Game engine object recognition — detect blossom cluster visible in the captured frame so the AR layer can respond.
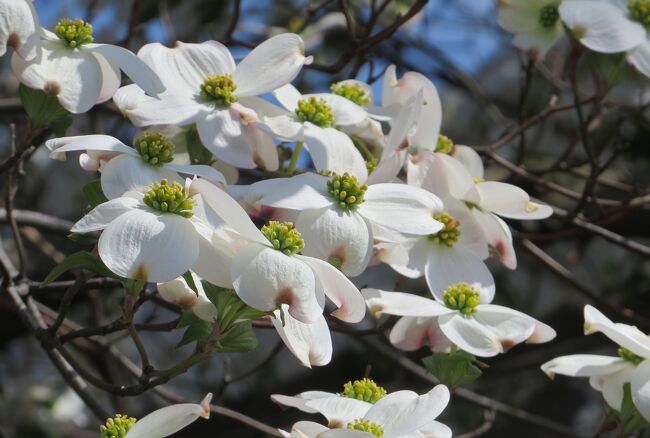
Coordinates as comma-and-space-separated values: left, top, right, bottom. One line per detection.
2, 0, 649, 436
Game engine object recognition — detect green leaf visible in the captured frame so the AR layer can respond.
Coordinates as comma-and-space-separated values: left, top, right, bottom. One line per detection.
82, 180, 108, 208
186, 127, 213, 164
67, 232, 99, 245
19, 84, 72, 136
182, 271, 199, 295
422, 350, 482, 388
202, 281, 268, 330
177, 310, 200, 328
215, 322, 258, 353
177, 317, 213, 348
122, 279, 145, 296
43, 251, 118, 285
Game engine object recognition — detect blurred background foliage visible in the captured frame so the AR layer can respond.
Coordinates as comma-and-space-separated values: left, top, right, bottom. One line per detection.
1, 0, 650, 437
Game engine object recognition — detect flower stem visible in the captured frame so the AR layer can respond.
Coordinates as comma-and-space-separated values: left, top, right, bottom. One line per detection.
351, 135, 375, 161
287, 141, 303, 175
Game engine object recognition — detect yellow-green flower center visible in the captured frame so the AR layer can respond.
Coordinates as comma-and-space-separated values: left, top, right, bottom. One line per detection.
435, 135, 454, 154
327, 173, 367, 211
295, 97, 335, 128
200, 74, 238, 107
134, 132, 175, 166
55, 18, 94, 48
429, 213, 460, 247
143, 179, 195, 218
538, 4, 559, 28
331, 82, 371, 106
443, 282, 481, 315
99, 414, 136, 438
340, 378, 387, 403
261, 221, 305, 255
347, 419, 384, 437
618, 347, 645, 365
629, 0, 650, 25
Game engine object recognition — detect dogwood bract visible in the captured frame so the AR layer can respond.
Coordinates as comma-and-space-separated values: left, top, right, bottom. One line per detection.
12, 20, 164, 113
46, 133, 226, 199
541, 305, 650, 420
363, 284, 556, 357
0, 0, 40, 60
114, 34, 310, 170
497, 0, 564, 58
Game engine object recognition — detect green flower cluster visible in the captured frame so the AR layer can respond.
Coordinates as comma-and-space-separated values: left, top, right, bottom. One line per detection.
200, 74, 238, 107
134, 132, 175, 166
143, 179, 195, 218
261, 221, 305, 255
347, 419, 384, 437
55, 18, 94, 48
327, 173, 368, 211
99, 414, 136, 438
429, 213, 461, 247
443, 282, 481, 315
295, 97, 335, 128
340, 378, 387, 404
331, 82, 371, 106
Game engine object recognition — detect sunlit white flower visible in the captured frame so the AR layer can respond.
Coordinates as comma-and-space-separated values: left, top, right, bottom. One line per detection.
99, 393, 211, 438
283, 385, 451, 438
190, 178, 366, 324
0, 0, 40, 60
12, 19, 164, 113
114, 34, 310, 170
363, 284, 556, 357
542, 305, 650, 421
329, 79, 386, 146
560, 0, 650, 79
272, 304, 332, 367
46, 133, 225, 199
242, 172, 443, 276
257, 83, 368, 178
498, 0, 564, 58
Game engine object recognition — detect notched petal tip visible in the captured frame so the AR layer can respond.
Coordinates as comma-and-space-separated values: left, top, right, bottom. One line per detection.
199, 393, 213, 419
44, 80, 61, 96
131, 264, 149, 282
304, 55, 314, 65
7, 33, 21, 50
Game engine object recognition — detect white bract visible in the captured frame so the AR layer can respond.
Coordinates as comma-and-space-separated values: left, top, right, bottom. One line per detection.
114, 34, 310, 170
541, 305, 650, 420
46, 133, 225, 199
284, 385, 451, 438
12, 20, 164, 113
498, 0, 564, 58
257, 83, 368, 178
157, 272, 219, 322
363, 285, 556, 357
329, 79, 386, 147
559, 0, 650, 79
190, 178, 366, 324
0, 0, 40, 60
272, 304, 332, 367
100, 393, 211, 438
242, 172, 443, 277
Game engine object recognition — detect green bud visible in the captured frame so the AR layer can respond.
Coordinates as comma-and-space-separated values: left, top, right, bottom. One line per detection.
347, 419, 384, 437
618, 347, 645, 365
629, 0, 650, 25
330, 82, 371, 106
261, 221, 305, 255
428, 213, 460, 247
134, 132, 176, 167
200, 74, 238, 107
435, 135, 454, 154
143, 179, 195, 218
443, 282, 481, 315
327, 173, 367, 211
99, 414, 136, 438
54, 18, 94, 48
340, 378, 387, 404
295, 97, 335, 128
366, 157, 379, 174
538, 4, 560, 28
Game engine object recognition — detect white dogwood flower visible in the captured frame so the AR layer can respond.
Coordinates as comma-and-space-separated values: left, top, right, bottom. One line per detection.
498, 0, 564, 58
114, 34, 310, 170
157, 272, 219, 322
559, 0, 650, 78
541, 305, 650, 420
0, 0, 40, 60
190, 178, 366, 324
99, 393, 211, 438
241, 172, 443, 276
363, 285, 556, 357
12, 19, 164, 113
272, 304, 332, 367
46, 133, 225, 199
257, 83, 368, 178
284, 385, 451, 438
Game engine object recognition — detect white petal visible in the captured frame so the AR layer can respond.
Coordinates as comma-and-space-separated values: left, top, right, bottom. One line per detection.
254, 173, 332, 211
272, 307, 332, 367
138, 40, 235, 94
125, 394, 211, 438
87, 43, 165, 96
71, 196, 139, 233
497, 1, 542, 33
46, 134, 135, 161
364, 386, 450, 436
0, 0, 40, 60
120, 91, 210, 127
384, 91, 422, 153
389, 316, 450, 352
273, 83, 303, 112
452, 145, 484, 179
234, 33, 308, 97
93, 51, 122, 103
583, 305, 650, 359
438, 313, 503, 357
388, 237, 429, 279
165, 163, 226, 186
471, 209, 517, 270
365, 150, 407, 185
101, 154, 183, 200
413, 420, 453, 438
512, 27, 563, 58
631, 360, 650, 422
231, 244, 322, 323
628, 38, 650, 79
296, 208, 372, 277
474, 304, 556, 350
271, 391, 337, 414
290, 421, 330, 438
113, 83, 148, 116
303, 125, 368, 180
599, 366, 636, 411
12, 40, 102, 113
476, 181, 552, 220
425, 247, 495, 302
361, 289, 451, 318
258, 114, 305, 141
541, 354, 629, 378
305, 93, 367, 126
361, 184, 443, 235
190, 225, 235, 289
559, 1, 645, 53
304, 396, 373, 427
297, 255, 366, 323
98, 209, 199, 282
317, 430, 372, 438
